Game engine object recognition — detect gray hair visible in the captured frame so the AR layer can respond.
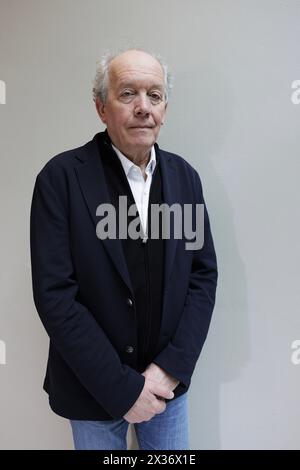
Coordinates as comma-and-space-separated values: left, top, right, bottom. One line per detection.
92, 48, 173, 104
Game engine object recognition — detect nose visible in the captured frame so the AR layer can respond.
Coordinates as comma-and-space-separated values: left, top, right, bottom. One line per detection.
134, 93, 151, 117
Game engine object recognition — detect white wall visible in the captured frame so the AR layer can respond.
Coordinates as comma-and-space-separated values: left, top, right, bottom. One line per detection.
0, 0, 299, 449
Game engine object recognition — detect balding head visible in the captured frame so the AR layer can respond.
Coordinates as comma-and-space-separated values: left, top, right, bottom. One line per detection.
93, 48, 172, 104
109, 50, 164, 90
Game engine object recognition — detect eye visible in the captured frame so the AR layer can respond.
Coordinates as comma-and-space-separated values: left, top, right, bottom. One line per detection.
120, 90, 135, 102
149, 92, 163, 103
122, 91, 133, 96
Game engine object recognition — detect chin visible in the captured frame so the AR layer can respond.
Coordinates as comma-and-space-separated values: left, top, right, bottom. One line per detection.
133, 133, 155, 144
134, 139, 154, 150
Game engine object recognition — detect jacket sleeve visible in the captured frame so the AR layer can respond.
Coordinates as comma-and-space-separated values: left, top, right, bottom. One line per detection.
153, 170, 218, 389
30, 166, 145, 419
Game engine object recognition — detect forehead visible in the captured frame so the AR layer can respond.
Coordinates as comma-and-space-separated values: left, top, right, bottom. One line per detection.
109, 51, 165, 89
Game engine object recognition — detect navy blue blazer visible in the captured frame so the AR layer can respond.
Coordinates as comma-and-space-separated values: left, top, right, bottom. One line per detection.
30, 131, 218, 420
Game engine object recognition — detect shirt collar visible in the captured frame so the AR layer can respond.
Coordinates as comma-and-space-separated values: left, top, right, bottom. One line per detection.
111, 143, 156, 178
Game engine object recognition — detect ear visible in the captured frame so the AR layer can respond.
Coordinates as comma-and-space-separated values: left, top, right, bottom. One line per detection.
95, 97, 107, 124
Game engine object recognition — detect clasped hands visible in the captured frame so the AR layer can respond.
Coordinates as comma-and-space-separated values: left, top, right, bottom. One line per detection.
124, 362, 180, 424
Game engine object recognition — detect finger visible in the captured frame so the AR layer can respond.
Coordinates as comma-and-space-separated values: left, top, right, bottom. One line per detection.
151, 384, 174, 400
155, 400, 167, 414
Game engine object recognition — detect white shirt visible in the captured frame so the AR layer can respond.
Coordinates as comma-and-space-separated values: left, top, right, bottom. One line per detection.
111, 143, 156, 240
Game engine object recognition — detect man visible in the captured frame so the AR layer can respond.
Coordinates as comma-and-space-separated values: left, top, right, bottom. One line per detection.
30, 49, 218, 450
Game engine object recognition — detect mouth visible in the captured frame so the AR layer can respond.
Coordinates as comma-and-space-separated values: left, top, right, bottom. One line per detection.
129, 126, 154, 129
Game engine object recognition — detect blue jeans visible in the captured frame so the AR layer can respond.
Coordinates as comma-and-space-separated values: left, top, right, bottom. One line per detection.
70, 393, 189, 450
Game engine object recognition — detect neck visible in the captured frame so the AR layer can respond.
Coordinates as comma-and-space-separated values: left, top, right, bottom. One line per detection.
106, 130, 153, 168
124, 150, 151, 169
113, 143, 151, 168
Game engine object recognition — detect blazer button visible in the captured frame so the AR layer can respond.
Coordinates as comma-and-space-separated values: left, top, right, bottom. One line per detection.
126, 298, 133, 307
125, 345, 134, 354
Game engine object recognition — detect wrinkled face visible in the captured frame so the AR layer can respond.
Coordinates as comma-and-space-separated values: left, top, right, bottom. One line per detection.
96, 50, 167, 158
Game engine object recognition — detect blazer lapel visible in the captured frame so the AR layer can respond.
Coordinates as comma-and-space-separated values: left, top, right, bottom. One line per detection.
155, 144, 179, 290
75, 133, 134, 296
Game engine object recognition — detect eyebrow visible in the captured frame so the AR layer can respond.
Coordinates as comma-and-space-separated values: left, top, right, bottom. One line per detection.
117, 82, 164, 91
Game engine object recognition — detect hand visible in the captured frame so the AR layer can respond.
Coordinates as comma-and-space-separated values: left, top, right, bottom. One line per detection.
142, 362, 180, 395
123, 376, 174, 424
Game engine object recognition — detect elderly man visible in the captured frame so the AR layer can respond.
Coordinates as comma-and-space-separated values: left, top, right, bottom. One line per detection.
30, 49, 218, 450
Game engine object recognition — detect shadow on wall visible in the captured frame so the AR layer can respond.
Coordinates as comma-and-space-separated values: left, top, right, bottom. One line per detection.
161, 63, 250, 450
